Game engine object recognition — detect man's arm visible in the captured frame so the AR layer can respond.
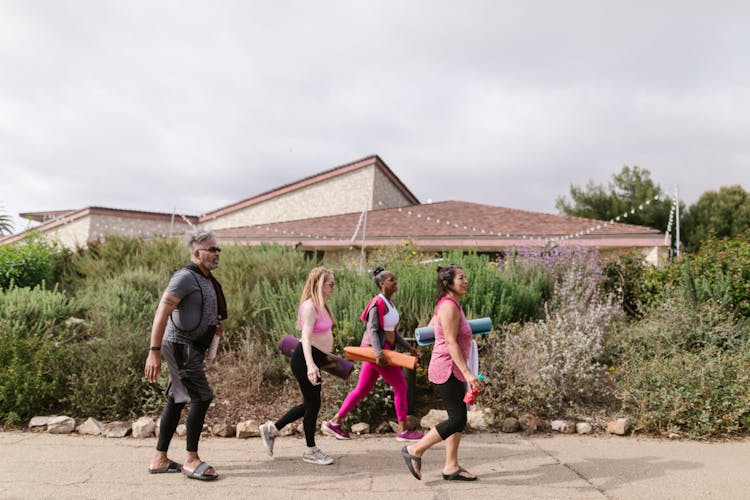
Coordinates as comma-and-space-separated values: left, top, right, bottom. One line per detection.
144, 291, 181, 383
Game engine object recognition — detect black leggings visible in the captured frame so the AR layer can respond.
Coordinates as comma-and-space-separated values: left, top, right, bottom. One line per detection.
275, 343, 330, 448
434, 374, 468, 440
156, 397, 212, 452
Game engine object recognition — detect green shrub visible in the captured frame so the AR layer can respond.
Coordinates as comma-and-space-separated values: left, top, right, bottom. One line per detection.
0, 238, 571, 423
0, 286, 81, 422
642, 235, 750, 318
62, 236, 185, 289
610, 293, 750, 438
64, 267, 164, 418
602, 251, 647, 318
0, 234, 61, 289
76, 266, 163, 329
213, 243, 313, 347
224, 326, 289, 389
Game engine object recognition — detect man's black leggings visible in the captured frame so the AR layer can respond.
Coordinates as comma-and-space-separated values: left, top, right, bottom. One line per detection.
434, 374, 468, 440
275, 343, 330, 447
156, 397, 212, 452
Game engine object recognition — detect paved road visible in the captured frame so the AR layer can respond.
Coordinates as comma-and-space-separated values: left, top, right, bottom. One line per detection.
2, 431, 749, 499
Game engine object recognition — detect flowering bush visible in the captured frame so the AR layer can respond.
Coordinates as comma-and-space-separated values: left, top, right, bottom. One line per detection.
484, 247, 621, 416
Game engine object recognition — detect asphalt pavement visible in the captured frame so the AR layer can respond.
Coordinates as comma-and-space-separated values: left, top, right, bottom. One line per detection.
2, 430, 750, 499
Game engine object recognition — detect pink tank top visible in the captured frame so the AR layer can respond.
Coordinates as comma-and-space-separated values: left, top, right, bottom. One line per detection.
428, 296, 472, 384
298, 301, 333, 334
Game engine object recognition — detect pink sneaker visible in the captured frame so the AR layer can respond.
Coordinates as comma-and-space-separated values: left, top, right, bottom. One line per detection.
396, 430, 424, 442
321, 420, 350, 440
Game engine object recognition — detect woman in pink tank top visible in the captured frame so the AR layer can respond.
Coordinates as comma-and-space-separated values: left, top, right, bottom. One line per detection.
400, 264, 483, 482
259, 266, 337, 466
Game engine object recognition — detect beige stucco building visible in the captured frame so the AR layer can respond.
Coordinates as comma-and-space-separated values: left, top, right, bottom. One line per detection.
1, 154, 669, 265
0, 207, 196, 249
200, 156, 418, 230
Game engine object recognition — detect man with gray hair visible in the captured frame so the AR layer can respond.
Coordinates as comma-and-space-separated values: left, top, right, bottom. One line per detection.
144, 228, 227, 481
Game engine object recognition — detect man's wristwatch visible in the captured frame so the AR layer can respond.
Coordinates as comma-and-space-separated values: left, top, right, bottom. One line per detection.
149, 346, 161, 351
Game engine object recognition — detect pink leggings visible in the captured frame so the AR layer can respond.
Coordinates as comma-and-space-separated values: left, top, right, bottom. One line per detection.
337, 350, 409, 422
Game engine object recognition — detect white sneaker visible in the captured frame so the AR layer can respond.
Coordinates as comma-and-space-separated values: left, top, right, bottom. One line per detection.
260, 421, 276, 457
302, 447, 334, 465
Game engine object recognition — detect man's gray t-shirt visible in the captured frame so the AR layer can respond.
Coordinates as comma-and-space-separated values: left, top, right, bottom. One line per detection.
163, 268, 218, 345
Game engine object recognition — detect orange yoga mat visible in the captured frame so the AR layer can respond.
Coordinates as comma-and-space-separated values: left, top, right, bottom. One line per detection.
343, 346, 418, 370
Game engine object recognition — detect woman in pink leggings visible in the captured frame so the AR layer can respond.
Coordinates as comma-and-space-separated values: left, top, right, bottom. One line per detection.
321, 266, 423, 442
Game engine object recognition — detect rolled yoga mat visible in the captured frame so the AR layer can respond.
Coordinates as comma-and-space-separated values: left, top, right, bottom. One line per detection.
414, 317, 493, 346
278, 334, 354, 379
343, 346, 418, 370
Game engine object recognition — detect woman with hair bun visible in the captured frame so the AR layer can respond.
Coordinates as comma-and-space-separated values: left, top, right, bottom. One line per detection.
321, 266, 423, 442
400, 264, 483, 481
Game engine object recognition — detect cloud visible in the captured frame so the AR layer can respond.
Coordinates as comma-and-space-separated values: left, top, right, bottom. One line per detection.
1, 1, 749, 232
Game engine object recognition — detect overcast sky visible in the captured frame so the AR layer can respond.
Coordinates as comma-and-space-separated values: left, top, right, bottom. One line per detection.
1, 1, 748, 234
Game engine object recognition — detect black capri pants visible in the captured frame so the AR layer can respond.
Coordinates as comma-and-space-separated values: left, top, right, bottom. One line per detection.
434, 373, 468, 440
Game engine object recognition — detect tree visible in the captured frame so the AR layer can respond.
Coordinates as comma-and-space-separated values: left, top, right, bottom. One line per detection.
0, 205, 14, 236
556, 166, 679, 232
682, 185, 750, 252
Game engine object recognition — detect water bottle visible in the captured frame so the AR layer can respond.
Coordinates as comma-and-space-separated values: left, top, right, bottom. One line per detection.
206, 335, 220, 361
463, 373, 486, 404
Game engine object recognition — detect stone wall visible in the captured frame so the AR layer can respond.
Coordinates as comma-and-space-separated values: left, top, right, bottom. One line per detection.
42, 217, 91, 249
88, 214, 191, 242
371, 166, 414, 210
599, 245, 669, 266
203, 165, 413, 231
41, 214, 192, 249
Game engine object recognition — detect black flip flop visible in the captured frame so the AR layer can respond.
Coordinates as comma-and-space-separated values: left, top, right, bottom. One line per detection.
148, 459, 182, 474
401, 446, 422, 480
442, 466, 477, 481
183, 461, 218, 481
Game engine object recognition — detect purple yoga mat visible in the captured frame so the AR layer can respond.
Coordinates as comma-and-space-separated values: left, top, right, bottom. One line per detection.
278, 334, 354, 379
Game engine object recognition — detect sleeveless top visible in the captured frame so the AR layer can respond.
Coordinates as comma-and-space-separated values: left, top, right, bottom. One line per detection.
379, 294, 399, 330
428, 296, 472, 384
164, 267, 218, 345
359, 294, 410, 355
297, 300, 333, 334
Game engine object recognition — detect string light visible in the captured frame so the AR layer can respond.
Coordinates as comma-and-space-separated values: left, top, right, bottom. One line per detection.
664, 187, 679, 245
166, 191, 674, 250
349, 206, 367, 242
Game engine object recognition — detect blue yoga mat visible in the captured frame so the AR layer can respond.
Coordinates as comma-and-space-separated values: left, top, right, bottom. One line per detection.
414, 317, 493, 346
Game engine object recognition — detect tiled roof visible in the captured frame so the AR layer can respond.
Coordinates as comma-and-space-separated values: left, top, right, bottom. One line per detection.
215, 200, 666, 250
199, 154, 419, 221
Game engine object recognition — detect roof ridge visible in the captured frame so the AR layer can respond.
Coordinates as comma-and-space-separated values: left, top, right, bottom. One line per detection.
200, 154, 417, 221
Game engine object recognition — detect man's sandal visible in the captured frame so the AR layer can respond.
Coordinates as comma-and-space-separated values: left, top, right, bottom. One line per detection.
183, 461, 218, 481
148, 459, 182, 474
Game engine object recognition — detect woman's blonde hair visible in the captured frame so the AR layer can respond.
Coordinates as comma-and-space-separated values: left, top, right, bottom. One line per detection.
299, 266, 335, 323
